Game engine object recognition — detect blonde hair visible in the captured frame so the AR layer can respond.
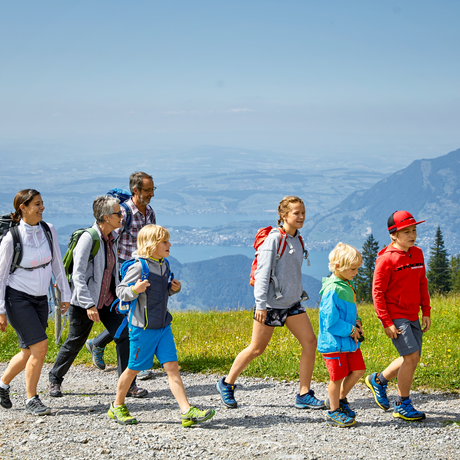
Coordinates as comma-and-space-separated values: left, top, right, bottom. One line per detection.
328, 243, 362, 272
137, 224, 170, 258
277, 196, 305, 228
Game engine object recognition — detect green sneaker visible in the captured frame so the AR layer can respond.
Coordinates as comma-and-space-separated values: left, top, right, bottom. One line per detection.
181, 406, 215, 428
108, 402, 137, 425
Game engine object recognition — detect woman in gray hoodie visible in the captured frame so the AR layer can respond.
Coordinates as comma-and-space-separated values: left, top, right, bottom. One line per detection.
217, 196, 325, 410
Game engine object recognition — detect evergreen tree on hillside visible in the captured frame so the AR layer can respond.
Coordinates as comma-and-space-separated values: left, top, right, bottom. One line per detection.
450, 254, 460, 292
427, 226, 451, 294
354, 234, 380, 302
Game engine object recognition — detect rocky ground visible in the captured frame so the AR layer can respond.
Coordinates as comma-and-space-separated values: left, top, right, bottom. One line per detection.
0, 363, 459, 460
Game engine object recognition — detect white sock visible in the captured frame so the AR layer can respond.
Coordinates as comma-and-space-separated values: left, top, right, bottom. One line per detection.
0, 379, 9, 389
26, 396, 37, 404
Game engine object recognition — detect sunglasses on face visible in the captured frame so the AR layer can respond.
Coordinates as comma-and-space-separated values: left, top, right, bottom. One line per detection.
112, 211, 123, 218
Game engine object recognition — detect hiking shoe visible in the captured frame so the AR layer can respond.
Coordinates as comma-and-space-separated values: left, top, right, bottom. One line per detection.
108, 402, 137, 425
181, 406, 215, 427
85, 339, 106, 370
216, 377, 237, 408
393, 399, 426, 421
325, 397, 356, 418
48, 382, 63, 398
0, 385, 12, 409
25, 396, 51, 416
127, 383, 148, 398
326, 409, 356, 427
295, 389, 326, 409
137, 370, 154, 381
365, 373, 389, 411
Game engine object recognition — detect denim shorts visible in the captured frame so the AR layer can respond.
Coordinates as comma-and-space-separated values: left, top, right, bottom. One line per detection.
5, 286, 49, 348
254, 302, 306, 327
391, 318, 423, 357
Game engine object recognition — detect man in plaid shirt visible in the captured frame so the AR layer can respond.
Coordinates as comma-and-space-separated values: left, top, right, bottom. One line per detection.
118, 172, 157, 262
86, 172, 157, 391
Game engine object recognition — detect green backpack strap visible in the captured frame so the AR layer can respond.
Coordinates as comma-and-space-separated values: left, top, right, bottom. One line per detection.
63, 227, 101, 283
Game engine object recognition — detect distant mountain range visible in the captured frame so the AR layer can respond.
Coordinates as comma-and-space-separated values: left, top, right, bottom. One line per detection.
304, 148, 460, 254
166, 255, 322, 311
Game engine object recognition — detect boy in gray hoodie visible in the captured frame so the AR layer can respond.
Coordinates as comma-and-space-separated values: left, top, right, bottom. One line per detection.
108, 224, 215, 427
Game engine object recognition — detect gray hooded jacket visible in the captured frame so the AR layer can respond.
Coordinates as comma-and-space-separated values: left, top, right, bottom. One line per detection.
254, 228, 304, 311
116, 257, 180, 330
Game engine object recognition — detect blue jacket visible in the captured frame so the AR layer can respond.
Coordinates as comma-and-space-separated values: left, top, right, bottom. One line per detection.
318, 275, 360, 354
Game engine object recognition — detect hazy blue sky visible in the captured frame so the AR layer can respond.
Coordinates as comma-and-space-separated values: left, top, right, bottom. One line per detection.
1, 0, 459, 158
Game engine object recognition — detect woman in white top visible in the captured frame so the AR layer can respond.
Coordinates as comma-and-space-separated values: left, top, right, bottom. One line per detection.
0, 189, 70, 416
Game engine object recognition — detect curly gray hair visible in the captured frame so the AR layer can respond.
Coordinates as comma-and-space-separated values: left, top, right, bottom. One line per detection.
93, 196, 120, 223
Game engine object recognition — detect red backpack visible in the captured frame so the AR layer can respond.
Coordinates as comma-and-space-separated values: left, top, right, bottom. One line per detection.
249, 227, 306, 295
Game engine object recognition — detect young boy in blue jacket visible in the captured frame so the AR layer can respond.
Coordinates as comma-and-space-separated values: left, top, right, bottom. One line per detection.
108, 224, 215, 427
318, 243, 366, 427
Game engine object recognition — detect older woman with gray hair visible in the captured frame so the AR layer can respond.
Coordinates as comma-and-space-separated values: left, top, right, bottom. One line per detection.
48, 196, 147, 398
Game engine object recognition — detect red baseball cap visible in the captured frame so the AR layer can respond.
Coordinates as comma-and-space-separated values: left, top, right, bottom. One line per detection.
387, 211, 425, 234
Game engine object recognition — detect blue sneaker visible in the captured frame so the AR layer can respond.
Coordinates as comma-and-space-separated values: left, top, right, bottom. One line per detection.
85, 339, 106, 371
393, 399, 426, 421
326, 409, 356, 427
325, 397, 356, 418
295, 390, 326, 409
216, 377, 237, 408
137, 370, 154, 381
365, 373, 389, 411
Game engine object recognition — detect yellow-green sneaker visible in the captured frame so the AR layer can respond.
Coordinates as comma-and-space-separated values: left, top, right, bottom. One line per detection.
108, 402, 137, 425
181, 406, 215, 427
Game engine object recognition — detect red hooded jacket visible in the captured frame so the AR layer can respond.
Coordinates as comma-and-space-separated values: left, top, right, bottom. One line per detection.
372, 244, 430, 328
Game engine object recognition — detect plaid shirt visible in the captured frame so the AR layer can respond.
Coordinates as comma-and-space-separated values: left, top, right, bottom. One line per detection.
97, 232, 116, 309
117, 198, 156, 262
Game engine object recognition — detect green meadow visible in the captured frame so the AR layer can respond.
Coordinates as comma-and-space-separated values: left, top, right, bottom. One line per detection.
1, 294, 459, 391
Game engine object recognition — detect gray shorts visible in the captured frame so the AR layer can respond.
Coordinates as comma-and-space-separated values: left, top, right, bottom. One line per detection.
391, 318, 423, 357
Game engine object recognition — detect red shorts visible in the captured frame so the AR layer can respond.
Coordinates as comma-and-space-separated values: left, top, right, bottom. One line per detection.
323, 349, 366, 381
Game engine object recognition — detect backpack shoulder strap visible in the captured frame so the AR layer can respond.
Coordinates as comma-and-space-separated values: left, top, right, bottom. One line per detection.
39, 221, 54, 260
139, 258, 150, 280
276, 228, 288, 258
85, 228, 100, 261
120, 202, 132, 233
9, 225, 22, 274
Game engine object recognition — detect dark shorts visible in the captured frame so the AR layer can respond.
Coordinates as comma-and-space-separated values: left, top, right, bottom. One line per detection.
391, 318, 423, 357
5, 286, 49, 348
254, 302, 305, 327
323, 349, 366, 381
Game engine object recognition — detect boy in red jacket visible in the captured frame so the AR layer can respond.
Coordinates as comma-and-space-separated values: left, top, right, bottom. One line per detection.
365, 211, 431, 421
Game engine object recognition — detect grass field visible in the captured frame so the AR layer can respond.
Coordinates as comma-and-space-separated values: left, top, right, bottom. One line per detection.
1, 294, 459, 391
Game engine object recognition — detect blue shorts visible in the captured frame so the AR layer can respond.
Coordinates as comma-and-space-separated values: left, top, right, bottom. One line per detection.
128, 323, 178, 371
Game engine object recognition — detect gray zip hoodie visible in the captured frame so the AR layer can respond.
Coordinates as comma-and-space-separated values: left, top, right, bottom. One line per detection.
254, 228, 304, 311
116, 257, 180, 330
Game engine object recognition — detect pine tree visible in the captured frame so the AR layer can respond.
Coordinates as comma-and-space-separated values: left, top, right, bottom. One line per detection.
450, 254, 460, 292
355, 234, 380, 302
427, 226, 451, 294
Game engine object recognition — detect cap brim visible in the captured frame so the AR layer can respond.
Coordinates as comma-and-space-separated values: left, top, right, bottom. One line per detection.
398, 220, 425, 231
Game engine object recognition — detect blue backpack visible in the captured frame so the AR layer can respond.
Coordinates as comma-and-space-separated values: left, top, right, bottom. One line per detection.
107, 188, 135, 235
111, 257, 173, 338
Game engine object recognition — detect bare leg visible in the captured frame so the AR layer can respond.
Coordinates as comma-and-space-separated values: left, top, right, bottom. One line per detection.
24, 339, 48, 399
163, 361, 190, 413
396, 351, 420, 396
285, 313, 317, 395
114, 368, 139, 406
340, 369, 366, 400
1, 348, 31, 385
380, 356, 403, 381
328, 378, 343, 411
225, 321, 274, 385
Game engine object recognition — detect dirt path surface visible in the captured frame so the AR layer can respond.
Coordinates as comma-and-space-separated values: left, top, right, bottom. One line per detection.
0, 363, 459, 460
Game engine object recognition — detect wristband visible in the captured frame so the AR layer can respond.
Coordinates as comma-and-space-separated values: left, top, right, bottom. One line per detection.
350, 325, 355, 336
